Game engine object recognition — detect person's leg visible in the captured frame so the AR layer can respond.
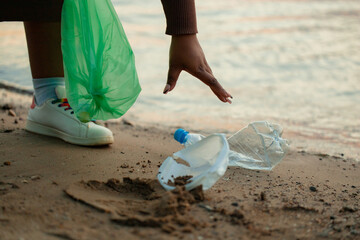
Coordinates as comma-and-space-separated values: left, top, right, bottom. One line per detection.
24, 22, 65, 105
24, 21, 64, 78
24, 21, 114, 146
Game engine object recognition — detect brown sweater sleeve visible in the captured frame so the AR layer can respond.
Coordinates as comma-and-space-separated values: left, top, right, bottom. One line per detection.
161, 0, 198, 35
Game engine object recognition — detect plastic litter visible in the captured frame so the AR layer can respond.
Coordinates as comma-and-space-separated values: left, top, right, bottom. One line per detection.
61, 0, 141, 122
157, 134, 229, 191
174, 121, 289, 171
173, 128, 205, 147
158, 121, 289, 191
227, 121, 289, 170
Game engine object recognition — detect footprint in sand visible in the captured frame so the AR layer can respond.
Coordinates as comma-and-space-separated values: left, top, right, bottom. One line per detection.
65, 177, 205, 233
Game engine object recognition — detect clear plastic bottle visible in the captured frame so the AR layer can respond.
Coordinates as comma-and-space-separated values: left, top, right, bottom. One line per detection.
173, 121, 289, 171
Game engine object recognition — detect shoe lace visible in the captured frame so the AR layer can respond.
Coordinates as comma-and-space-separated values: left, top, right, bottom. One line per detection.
51, 98, 74, 114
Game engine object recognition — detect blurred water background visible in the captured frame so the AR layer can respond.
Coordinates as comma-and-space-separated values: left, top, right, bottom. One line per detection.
0, 0, 359, 159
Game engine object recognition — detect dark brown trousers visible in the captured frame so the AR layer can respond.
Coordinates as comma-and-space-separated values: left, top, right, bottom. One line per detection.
0, 0, 64, 22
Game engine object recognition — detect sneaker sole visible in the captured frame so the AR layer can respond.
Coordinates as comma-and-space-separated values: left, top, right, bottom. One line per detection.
25, 119, 114, 146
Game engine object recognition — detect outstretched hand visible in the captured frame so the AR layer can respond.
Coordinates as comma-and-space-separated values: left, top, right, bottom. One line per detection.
163, 34, 232, 103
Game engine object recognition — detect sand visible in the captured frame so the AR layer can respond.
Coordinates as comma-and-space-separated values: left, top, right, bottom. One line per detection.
0, 89, 359, 240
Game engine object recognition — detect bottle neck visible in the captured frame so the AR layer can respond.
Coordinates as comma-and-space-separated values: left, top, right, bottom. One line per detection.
174, 128, 189, 144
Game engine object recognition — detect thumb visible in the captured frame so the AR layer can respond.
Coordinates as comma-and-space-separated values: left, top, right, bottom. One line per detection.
163, 66, 181, 94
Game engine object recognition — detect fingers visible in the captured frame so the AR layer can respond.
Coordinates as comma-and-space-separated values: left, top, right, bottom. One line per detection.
164, 66, 181, 94
191, 66, 233, 103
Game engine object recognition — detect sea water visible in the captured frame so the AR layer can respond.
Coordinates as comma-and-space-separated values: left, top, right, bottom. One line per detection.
0, 0, 359, 159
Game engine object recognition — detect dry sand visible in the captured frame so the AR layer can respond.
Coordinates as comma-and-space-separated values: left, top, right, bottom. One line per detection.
0, 89, 359, 240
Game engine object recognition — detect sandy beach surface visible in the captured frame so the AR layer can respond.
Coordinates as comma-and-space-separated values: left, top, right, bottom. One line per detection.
0, 89, 359, 240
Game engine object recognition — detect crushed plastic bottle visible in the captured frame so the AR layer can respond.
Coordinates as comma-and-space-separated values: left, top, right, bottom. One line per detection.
174, 121, 289, 171
157, 121, 289, 191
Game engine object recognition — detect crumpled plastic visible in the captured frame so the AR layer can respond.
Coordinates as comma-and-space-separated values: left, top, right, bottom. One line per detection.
61, 0, 141, 121
227, 121, 289, 170
158, 121, 290, 191
157, 134, 229, 191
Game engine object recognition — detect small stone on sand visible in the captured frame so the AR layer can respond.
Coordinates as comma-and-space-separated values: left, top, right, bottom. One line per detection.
8, 109, 16, 117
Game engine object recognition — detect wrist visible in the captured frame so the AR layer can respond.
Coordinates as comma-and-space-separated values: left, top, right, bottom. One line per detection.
172, 34, 196, 39
171, 34, 198, 45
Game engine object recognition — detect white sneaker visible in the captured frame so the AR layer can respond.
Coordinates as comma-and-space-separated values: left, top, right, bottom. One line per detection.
26, 86, 114, 146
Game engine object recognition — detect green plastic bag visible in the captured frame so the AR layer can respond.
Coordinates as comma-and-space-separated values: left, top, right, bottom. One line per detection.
61, 0, 141, 121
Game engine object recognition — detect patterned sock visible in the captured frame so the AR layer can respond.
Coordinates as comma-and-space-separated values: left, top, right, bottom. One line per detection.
33, 77, 65, 105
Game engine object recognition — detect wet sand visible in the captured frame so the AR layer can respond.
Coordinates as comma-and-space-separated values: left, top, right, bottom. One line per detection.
0, 89, 359, 240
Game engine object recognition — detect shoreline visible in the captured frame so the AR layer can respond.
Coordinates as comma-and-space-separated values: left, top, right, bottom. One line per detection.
1, 82, 359, 162
0, 80, 33, 96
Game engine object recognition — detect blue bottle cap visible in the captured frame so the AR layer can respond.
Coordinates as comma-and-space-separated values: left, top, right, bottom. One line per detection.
174, 128, 189, 144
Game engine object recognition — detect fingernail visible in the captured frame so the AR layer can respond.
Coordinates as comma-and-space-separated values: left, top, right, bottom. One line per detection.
163, 84, 170, 94
224, 97, 232, 104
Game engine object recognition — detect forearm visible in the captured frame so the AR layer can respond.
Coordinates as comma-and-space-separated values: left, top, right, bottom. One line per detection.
160, 0, 198, 35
